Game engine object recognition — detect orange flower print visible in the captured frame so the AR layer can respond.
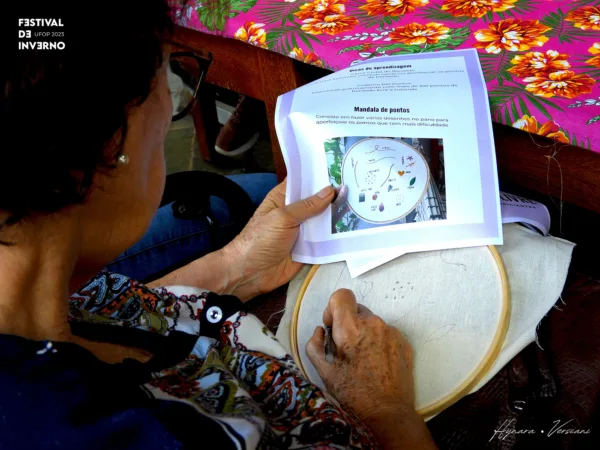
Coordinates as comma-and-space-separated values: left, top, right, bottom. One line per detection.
565, 6, 600, 30
513, 115, 568, 144
289, 47, 324, 67
586, 42, 600, 67
441, 0, 517, 19
512, 115, 537, 133
508, 50, 570, 77
295, 0, 358, 35
524, 70, 596, 99
360, 0, 429, 17
300, 14, 359, 35
587, 56, 600, 67
389, 22, 451, 45
473, 19, 551, 54
234, 22, 267, 48
295, 0, 346, 21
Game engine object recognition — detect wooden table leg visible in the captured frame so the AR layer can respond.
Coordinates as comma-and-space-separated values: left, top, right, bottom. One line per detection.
257, 51, 305, 181
190, 83, 219, 162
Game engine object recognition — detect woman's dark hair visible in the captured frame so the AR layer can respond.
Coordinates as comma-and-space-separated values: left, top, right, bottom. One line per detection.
0, 0, 176, 224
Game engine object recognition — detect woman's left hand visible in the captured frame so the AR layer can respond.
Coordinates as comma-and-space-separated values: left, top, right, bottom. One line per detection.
223, 180, 334, 301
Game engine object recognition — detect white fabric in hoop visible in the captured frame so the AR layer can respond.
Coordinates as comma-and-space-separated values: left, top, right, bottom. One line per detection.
277, 224, 574, 417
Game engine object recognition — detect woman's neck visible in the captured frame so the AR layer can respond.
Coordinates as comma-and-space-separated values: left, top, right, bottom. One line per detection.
0, 213, 94, 342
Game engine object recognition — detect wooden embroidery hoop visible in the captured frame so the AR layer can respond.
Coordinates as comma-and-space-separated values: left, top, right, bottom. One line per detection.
290, 245, 511, 419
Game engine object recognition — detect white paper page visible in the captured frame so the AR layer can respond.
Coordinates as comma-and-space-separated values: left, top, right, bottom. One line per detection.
276, 49, 502, 264
346, 191, 551, 277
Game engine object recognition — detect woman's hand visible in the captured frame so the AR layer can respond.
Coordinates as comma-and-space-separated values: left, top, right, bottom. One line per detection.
306, 289, 437, 450
306, 288, 415, 419
147, 181, 334, 300
222, 180, 335, 301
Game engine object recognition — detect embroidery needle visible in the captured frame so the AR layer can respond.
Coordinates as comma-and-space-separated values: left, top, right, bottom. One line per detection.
324, 326, 336, 363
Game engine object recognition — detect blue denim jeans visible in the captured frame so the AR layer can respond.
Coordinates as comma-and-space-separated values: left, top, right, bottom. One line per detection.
106, 173, 278, 281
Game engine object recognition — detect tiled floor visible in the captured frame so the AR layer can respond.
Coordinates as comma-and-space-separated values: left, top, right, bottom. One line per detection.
164, 114, 276, 176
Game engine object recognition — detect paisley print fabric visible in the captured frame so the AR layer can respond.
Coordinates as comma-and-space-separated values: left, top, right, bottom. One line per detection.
69, 272, 377, 449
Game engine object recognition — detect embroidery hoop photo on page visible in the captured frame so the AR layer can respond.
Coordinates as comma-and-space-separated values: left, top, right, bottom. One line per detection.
290, 245, 510, 420
341, 138, 430, 224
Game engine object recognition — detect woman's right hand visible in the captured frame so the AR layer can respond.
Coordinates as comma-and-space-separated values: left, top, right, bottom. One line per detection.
306, 289, 437, 450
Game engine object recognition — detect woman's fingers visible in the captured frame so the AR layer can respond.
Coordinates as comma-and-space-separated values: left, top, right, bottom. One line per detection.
253, 180, 287, 217
305, 285, 422, 434
285, 186, 335, 224
332, 184, 348, 206
331, 185, 350, 224
357, 303, 373, 317
306, 326, 330, 373
258, 182, 334, 221
322, 288, 358, 328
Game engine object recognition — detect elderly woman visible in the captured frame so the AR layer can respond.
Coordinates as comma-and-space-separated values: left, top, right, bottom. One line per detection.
0, 1, 436, 449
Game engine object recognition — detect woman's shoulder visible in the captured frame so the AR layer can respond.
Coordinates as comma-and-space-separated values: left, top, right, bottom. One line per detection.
70, 271, 211, 337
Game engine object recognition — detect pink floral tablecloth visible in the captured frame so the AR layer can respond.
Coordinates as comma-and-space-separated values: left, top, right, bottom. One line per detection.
173, 0, 600, 152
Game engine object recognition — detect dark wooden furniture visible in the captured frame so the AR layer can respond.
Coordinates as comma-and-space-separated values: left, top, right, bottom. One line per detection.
169, 25, 305, 179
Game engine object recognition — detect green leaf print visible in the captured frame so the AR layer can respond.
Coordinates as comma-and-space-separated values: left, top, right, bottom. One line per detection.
362, 27, 470, 57
478, 52, 515, 84
230, 0, 257, 14
374, 43, 422, 54
338, 44, 372, 55
541, 9, 590, 44
587, 115, 600, 125
255, 0, 300, 25
266, 25, 320, 53
352, 10, 403, 30
488, 84, 564, 124
419, 0, 535, 24
410, 177, 416, 186
572, 55, 600, 82
196, 0, 257, 31
215, 11, 226, 30
571, 0, 600, 9
417, 6, 478, 25
489, 0, 536, 21
518, 97, 531, 117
